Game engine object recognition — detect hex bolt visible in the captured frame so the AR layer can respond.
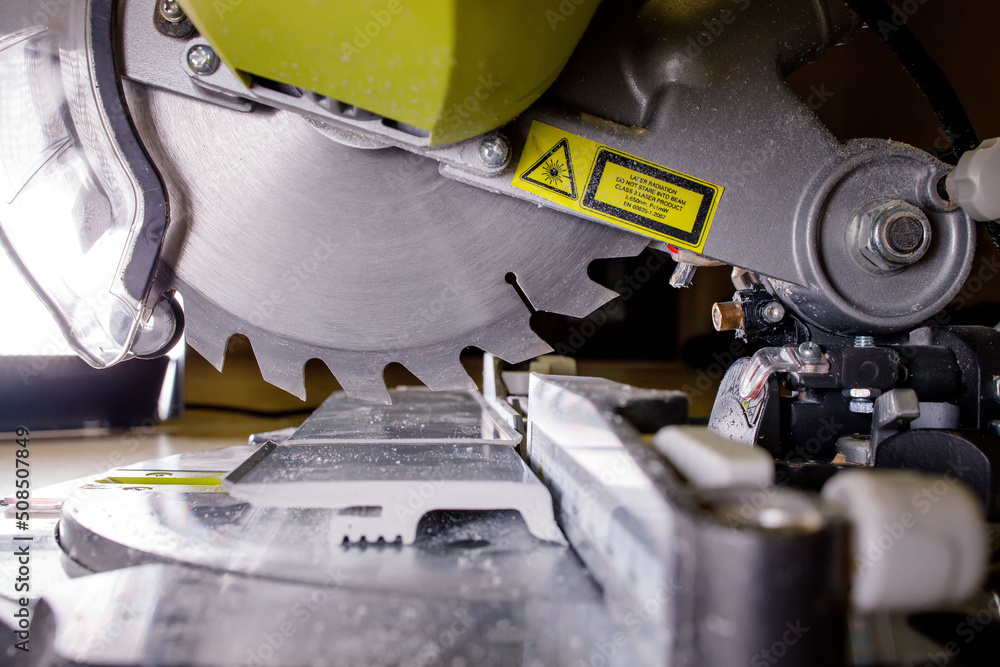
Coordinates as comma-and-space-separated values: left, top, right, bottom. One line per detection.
762, 301, 785, 324
798, 341, 822, 362
478, 135, 510, 169
187, 44, 220, 76
849, 200, 932, 274
994, 375, 1000, 400
159, 0, 186, 22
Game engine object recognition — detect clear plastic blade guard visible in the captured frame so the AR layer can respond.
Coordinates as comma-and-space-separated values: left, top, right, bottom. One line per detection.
0, 0, 167, 367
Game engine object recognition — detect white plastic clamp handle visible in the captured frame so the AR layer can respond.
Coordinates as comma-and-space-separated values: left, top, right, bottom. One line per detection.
948, 137, 1000, 222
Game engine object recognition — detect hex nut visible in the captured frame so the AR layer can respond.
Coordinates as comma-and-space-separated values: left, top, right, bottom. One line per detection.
849, 200, 932, 274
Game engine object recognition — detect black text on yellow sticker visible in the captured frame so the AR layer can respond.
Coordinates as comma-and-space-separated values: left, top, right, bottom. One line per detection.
513, 122, 723, 252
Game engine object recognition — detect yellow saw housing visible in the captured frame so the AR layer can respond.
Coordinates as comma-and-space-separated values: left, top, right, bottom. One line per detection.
180, 0, 600, 145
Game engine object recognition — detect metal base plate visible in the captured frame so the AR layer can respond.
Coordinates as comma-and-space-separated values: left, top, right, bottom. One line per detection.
33, 390, 641, 664
47, 440, 637, 665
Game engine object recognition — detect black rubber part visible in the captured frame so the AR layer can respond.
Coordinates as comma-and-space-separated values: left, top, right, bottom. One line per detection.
843, 0, 979, 158
986, 221, 1000, 252
90, 0, 169, 302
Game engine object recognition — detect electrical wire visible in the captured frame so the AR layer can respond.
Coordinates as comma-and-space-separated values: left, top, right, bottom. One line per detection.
842, 0, 1000, 250
843, 0, 979, 159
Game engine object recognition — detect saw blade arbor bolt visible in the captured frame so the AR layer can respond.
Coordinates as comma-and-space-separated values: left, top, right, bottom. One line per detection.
850, 200, 932, 274
159, 0, 186, 22
478, 135, 511, 169
187, 45, 220, 76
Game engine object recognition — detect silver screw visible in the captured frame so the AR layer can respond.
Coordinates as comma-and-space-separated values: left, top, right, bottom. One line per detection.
478, 135, 510, 169
854, 335, 874, 348
993, 376, 1000, 400
187, 44, 219, 76
798, 341, 822, 361
159, 0, 186, 23
762, 301, 785, 323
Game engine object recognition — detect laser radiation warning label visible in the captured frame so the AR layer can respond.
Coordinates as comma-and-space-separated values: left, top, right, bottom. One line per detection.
513, 121, 724, 252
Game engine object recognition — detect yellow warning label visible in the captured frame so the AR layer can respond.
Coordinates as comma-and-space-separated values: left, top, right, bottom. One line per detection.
513, 121, 723, 252
520, 138, 578, 199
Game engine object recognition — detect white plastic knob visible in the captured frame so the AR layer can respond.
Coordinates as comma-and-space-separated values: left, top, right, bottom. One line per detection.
948, 137, 1000, 221
654, 426, 774, 490
822, 470, 987, 612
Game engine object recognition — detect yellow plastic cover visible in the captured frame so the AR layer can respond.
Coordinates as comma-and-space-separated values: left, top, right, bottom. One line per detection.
181, 0, 599, 145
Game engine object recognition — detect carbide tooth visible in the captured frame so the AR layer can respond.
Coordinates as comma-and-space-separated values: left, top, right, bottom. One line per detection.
184, 323, 229, 371
323, 359, 392, 405
474, 320, 553, 365
401, 348, 478, 392
520, 276, 621, 319
260, 366, 307, 401
486, 335, 554, 365
248, 338, 308, 400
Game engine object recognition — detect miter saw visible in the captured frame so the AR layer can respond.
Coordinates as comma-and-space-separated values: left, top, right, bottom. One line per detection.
3, 0, 1000, 665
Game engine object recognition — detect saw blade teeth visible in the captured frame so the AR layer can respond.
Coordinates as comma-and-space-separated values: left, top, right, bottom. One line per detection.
322, 358, 392, 405
140, 86, 660, 402
400, 349, 478, 392
184, 324, 229, 372
247, 339, 309, 401
259, 368, 308, 401
522, 275, 621, 319
474, 321, 554, 366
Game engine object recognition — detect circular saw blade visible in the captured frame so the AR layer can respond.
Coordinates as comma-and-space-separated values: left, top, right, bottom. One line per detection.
125, 83, 648, 402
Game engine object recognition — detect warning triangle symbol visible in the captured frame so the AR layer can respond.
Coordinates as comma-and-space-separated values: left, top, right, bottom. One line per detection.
520, 138, 578, 200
